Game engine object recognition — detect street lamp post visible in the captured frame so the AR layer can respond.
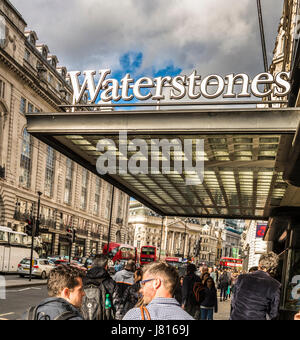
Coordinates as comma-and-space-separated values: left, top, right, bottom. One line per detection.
158, 216, 165, 261
107, 185, 115, 254
29, 191, 42, 282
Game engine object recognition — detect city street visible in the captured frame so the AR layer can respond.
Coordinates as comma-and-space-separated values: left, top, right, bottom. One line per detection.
0, 283, 231, 320
0, 286, 48, 320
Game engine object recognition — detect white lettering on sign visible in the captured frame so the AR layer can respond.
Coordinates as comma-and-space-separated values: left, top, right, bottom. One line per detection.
291, 275, 300, 300
68, 69, 291, 105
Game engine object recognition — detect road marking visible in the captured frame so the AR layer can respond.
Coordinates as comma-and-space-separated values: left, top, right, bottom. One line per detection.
17, 288, 31, 292
0, 312, 15, 317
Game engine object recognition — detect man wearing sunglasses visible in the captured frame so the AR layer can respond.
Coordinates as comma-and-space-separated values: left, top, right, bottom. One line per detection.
123, 262, 194, 320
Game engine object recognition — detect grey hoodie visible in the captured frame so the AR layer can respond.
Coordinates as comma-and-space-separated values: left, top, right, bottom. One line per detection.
25, 297, 83, 320
113, 269, 134, 285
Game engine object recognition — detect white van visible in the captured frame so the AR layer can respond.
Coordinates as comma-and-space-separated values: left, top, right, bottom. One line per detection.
0, 226, 39, 273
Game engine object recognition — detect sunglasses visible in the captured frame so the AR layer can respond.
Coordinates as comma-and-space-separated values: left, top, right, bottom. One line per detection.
140, 278, 155, 287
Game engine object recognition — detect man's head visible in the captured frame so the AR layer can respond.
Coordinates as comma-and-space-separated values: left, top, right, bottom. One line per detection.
92, 254, 109, 270
258, 252, 279, 275
201, 266, 209, 274
187, 263, 197, 275
140, 262, 179, 305
47, 265, 85, 308
124, 259, 136, 272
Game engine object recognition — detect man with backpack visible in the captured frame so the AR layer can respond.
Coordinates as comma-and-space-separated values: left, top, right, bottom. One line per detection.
81, 254, 119, 320
24, 265, 85, 320
182, 263, 204, 319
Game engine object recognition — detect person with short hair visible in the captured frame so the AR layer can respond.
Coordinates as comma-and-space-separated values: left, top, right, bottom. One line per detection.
123, 262, 194, 320
24, 265, 85, 320
182, 263, 203, 319
81, 254, 119, 319
230, 252, 281, 320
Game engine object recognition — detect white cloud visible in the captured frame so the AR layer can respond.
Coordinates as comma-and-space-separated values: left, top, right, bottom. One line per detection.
10, 0, 284, 76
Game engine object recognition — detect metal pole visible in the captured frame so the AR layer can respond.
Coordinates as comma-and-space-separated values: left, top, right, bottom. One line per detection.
159, 216, 165, 261
29, 191, 42, 282
107, 186, 115, 253
256, 0, 268, 72
256, 0, 272, 107
183, 222, 187, 259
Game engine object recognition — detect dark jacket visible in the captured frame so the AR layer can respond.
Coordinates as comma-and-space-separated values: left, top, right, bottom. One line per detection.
201, 287, 218, 313
218, 272, 230, 288
115, 281, 141, 320
26, 297, 83, 320
230, 270, 281, 320
83, 266, 119, 315
182, 273, 203, 307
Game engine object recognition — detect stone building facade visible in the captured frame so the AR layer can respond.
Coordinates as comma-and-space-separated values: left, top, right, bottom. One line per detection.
129, 201, 220, 266
0, 0, 130, 258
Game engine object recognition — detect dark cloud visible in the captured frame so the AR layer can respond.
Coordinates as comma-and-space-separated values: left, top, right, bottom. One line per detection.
10, 0, 284, 77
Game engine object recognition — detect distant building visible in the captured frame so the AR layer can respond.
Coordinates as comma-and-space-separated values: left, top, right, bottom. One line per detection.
241, 220, 269, 271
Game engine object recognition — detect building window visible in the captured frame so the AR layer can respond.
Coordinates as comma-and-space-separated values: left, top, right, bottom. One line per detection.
24, 49, 30, 62
44, 146, 55, 197
105, 185, 112, 219
19, 128, 32, 188
20, 97, 26, 114
118, 192, 123, 219
80, 168, 88, 210
94, 177, 101, 215
48, 73, 53, 84
28, 102, 34, 113
0, 79, 5, 99
64, 158, 73, 204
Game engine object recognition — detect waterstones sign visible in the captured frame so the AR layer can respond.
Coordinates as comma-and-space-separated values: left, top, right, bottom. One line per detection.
68, 69, 291, 105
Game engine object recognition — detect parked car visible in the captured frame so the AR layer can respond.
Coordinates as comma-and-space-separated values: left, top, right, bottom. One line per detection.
17, 258, 54, 279
53, 259, 69, 266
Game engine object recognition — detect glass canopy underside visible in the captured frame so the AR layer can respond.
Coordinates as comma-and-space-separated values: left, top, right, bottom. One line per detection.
53, 133, 291, 219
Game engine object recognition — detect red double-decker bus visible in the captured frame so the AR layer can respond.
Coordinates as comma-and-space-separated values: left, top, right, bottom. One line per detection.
103, 243, 137, 264
140, 246, 157, 266
220, 257, 243, 269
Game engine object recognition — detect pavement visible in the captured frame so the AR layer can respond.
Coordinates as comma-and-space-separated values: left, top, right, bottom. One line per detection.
214, 297, 231, 320
1, 274, 47, 289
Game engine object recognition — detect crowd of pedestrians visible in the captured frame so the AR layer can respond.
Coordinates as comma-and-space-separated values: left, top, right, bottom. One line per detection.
23, 251, 300, 320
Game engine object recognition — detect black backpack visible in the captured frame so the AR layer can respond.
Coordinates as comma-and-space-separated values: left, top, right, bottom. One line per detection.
187, 276, 205, 306
80, 281, 115, 320
26, 306, 78, 320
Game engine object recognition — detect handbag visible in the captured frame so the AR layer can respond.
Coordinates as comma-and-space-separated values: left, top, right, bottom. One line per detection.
140, 306, 151, 320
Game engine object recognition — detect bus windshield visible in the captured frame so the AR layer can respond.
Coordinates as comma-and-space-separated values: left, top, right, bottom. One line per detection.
141, 247, 155, 255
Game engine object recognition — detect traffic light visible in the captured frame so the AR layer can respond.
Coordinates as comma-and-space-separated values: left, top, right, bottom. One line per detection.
66, 227, 73, 242
25, 218, 34, 236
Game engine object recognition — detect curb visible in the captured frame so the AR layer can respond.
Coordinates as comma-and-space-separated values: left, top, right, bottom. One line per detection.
5, 282, 47, 289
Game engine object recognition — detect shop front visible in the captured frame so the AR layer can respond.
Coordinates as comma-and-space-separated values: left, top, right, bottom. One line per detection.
75, 237, 86, 257
58, 235, 71, 257
90, 240, 99, 255
40, 232, 54, 258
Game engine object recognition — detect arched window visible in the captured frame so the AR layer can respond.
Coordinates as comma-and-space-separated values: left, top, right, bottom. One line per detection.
19, 128, 32, 188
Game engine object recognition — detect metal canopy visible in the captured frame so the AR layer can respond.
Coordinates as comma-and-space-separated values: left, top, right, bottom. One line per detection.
25, 107, 300, 220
